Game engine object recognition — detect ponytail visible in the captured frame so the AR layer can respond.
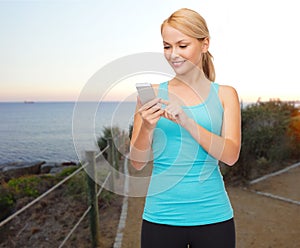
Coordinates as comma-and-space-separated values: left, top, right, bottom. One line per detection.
202, 51, 215, 82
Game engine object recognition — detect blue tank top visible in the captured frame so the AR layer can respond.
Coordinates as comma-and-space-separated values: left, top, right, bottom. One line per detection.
142, 81, 233, 226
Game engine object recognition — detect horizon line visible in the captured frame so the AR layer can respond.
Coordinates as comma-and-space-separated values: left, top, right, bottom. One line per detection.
0, 100, 137, 103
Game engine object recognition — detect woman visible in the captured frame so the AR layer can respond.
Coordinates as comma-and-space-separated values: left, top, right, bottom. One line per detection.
130, 8, 241, 248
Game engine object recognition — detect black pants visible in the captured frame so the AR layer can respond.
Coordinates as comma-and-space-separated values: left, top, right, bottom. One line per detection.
141, 218, 235, 248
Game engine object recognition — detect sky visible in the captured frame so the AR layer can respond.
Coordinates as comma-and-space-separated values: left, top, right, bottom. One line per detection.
0, 0, 299, 102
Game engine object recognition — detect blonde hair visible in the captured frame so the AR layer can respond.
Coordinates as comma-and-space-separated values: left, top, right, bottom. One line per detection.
161, 8, 215, 82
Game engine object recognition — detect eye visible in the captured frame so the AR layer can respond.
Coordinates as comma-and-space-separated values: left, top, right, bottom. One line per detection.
179, 45, 188, 49
164, 46, 171, 50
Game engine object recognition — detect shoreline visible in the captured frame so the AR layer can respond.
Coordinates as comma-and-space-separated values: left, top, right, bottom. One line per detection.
0, 160, 80, 182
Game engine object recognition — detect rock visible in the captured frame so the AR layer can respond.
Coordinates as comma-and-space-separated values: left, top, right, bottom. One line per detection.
1, 161, 45, 181
43, 161, 78, 174
61, 161, 77, 166
40, 162, 59, 174
49, 165, 78, 175
0, 161, 79, 180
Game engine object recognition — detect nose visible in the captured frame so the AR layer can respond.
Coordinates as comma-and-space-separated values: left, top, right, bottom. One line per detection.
170, 47, 179, 59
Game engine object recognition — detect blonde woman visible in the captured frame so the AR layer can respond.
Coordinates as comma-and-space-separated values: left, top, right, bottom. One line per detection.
130, 8, 241, 248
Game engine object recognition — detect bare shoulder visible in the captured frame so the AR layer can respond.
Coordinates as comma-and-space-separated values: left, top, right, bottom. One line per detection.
219, 85, 238, 97
218, 85, 240, 107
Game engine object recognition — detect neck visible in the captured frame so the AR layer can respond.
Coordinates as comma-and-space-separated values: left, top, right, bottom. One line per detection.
174, 68, 210, 87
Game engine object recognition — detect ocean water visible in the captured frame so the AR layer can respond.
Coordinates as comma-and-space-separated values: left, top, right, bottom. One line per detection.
0, 102, 136, 164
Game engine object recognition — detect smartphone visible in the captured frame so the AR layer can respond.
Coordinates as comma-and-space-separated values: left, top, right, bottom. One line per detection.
136, 82, 156, 105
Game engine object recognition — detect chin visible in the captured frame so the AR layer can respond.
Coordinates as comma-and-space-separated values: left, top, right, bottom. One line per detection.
170, 64, 186, 74
172, 66, 191, 76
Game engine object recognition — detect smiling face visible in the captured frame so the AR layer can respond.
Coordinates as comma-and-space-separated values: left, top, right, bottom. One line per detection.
162, 24, 209, 76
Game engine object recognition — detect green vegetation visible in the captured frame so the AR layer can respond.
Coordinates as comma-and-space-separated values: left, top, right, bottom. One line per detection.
57, 165, 80, 178
63, 170, 88, 202
7, 176, 42, 198
0, 186, 15, 221
0, 175, 42, 221
223, 99, 300, 183
0, 165, 115, 222
97, 125, 130, 173
97, 125, 129, 202
98, 126, 122, 159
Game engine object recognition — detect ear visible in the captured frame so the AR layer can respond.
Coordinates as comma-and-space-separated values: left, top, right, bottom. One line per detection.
201, 37, 210, 53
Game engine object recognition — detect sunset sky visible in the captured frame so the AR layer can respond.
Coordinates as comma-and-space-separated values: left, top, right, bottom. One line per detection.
0, 0, 299, 102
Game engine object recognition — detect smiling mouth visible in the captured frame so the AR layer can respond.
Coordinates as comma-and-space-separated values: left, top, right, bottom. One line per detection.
171, 60, 186, 67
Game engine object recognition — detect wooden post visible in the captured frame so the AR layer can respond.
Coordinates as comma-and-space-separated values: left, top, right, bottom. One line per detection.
114, 137, 119, 178
107, 138, 115, 192
85, 151, 100, 248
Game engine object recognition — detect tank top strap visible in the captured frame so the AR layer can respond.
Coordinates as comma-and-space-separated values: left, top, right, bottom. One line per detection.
157, 81, 169, 100
210, 82, 224, 112
211, 82, 219, 93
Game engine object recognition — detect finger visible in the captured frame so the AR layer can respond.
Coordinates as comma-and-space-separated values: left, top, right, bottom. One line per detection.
139, 98, 161, 111
165, 106, 177, 117
142, 103, 162, 117
159, 99, 169, 105
140, 107, 164, 121
165, 109, 179, 120
142, 109, 164, 126
164, 111, 175, 120
150, 109, 165, 120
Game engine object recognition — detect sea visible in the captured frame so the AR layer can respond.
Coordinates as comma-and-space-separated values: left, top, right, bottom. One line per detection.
0, 102, 136, 164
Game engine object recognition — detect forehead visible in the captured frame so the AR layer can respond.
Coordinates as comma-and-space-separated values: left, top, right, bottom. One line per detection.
162, 24, 192, 43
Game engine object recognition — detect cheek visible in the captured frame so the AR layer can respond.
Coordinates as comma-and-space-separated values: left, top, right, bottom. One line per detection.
185, 49, 202, 63
187, 48, 197, 58
195, 53, 203, 64
178, 48, 194, 60
164, 51, 171, 61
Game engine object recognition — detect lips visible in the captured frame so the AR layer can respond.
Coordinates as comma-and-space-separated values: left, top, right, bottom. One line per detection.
171, 60, 186, 68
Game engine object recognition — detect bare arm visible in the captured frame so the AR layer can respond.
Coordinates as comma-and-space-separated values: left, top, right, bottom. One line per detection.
129, 97, 164, 170
163, 85, 241, 166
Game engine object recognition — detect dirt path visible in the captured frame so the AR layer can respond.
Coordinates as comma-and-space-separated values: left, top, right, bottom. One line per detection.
249, 165, 300, 202
121, 164, 300, 248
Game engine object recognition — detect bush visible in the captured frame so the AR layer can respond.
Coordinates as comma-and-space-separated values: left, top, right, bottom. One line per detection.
57, 165, 80, 178
0, 175, 43, 221
64, 172, 88, 201
7, 175, 42, 198
97, 126, 122, 160
224, 99, 300, 183
0, 185, 15, 221
287, 110, 300, 157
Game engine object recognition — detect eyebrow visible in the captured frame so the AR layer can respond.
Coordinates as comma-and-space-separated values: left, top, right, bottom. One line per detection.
163, 39, 190, 44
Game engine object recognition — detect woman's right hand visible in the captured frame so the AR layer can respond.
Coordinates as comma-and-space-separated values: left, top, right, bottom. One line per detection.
137, 97, 164, 130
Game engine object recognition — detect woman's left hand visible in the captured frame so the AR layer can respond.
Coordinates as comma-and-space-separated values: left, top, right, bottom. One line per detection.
160, 99, 190, 127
